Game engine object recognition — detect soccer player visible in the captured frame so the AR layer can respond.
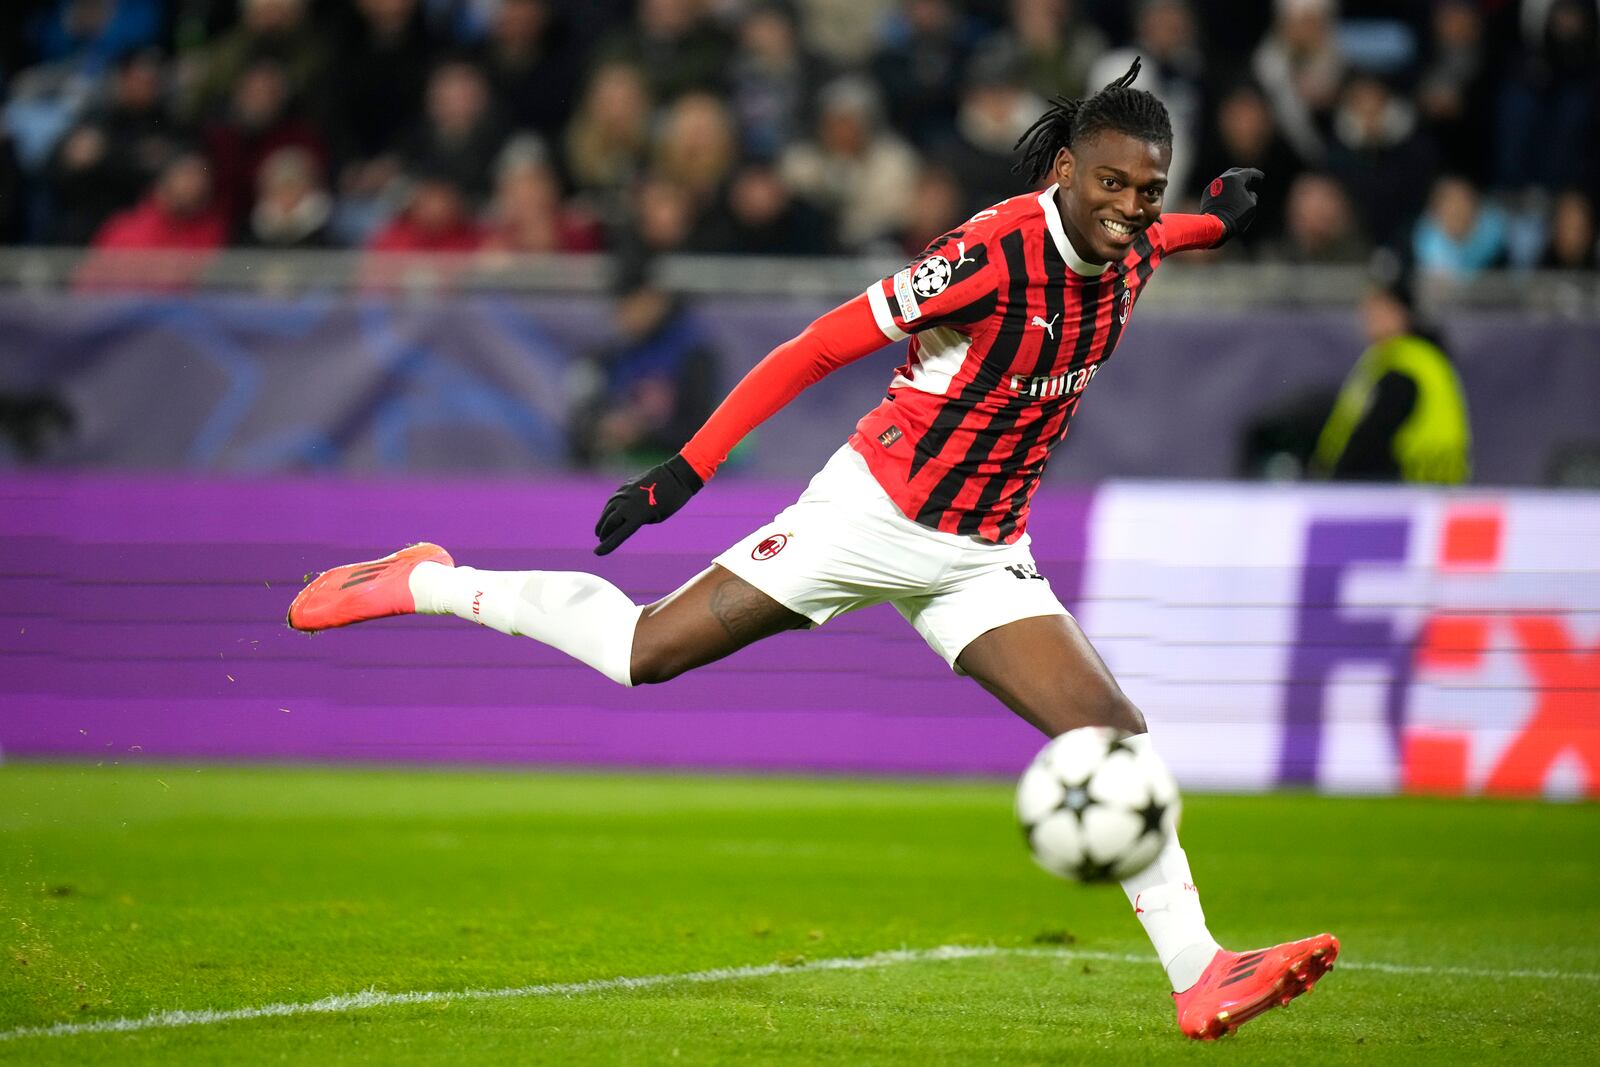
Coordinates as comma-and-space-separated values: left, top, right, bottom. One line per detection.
289, 60, 1337, 1039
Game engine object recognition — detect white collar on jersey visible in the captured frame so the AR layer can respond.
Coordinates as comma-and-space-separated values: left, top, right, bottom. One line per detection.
1038, 185, 1110, 277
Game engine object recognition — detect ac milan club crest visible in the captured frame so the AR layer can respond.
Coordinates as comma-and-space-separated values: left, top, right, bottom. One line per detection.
751, 534, 788, 560
1118, 287, 1133, 325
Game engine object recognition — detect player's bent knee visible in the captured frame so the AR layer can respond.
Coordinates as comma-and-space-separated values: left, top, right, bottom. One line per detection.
628, 627, 707, 685
627, 604, 693, 685
1108, 697, 1148, 736
1066, 692, 1147, 737
628, 643, 686, 685
1107, 700, 1145, 735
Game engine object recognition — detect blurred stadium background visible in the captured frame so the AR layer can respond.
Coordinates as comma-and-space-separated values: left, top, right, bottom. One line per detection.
1, 0, 1595, 797
2, 0, 1599, 1059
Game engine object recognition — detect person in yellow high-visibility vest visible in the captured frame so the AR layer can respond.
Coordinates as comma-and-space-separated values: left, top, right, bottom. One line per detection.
1313, 273, 1471, 483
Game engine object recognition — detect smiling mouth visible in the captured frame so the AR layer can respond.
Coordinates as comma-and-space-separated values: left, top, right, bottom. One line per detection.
1099, 218, 1138, 240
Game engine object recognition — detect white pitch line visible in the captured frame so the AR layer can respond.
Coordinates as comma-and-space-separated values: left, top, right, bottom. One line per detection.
2, 944, 1596, 1044
0, 945, 1001, 1044
1335, 959, 1600, 982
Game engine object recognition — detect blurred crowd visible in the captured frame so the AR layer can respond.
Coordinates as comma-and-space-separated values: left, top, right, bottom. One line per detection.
0, 0, 1597, 277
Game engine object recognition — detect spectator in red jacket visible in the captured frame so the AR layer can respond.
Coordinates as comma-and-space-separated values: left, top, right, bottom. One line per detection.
362, 171, 485, 290
482, 136, 604, 254
78, 152, 228, 290
367, 172, 485, 253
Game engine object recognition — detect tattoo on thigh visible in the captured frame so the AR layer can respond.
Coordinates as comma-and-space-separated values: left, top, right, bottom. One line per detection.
708, 577, 783, 641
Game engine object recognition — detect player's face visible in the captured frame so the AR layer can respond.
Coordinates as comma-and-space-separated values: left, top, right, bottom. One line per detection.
1052, 132, 1171, 263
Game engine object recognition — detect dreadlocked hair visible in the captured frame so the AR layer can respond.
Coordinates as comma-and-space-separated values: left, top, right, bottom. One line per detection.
1012, 56, 1173, 184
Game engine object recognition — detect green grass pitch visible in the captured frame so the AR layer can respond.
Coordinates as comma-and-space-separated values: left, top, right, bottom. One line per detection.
2, 763, 1597, 1065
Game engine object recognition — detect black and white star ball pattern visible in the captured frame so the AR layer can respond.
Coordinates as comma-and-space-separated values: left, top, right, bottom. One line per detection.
911, 254, 952, 298
1015, 725, 1181, 883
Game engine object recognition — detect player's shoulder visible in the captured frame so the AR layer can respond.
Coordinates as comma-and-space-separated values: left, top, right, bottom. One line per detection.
955, 190, 1046, 245
905, 190, 1042, 278
880, 194, 1039, 331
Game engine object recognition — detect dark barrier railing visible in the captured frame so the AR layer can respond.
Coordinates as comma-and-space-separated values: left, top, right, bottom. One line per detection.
2, 247, 1597, 310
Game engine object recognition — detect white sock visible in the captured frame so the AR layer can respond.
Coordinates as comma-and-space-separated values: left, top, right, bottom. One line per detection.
1118, 734, 1223, 993
409, 561, 641, 687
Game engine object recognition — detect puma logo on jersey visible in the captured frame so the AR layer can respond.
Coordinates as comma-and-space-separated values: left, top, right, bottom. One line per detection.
953, 241, 976, 270
1030, 313, 1059, 339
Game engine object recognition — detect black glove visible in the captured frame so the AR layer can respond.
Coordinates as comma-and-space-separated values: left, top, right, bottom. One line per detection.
594, 454, 704, 556
1200, 167, 1265, 242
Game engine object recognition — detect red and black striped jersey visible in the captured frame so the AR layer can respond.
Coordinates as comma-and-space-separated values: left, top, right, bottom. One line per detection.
849, 185, 1220, 544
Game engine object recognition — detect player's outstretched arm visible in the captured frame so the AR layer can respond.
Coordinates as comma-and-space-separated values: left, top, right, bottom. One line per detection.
1157, 168, 1266, 254
594, 294, 891, 555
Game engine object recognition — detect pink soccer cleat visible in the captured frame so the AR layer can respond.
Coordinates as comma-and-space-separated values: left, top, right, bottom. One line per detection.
286, 543, 453, 632
1172, 932, 1339, 1040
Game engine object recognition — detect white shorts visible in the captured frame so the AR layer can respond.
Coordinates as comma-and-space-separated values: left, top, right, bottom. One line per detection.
713, 445, 1070, 672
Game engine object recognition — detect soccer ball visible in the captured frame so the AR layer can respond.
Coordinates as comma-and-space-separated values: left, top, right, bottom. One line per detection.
1015, 726, 1181, 883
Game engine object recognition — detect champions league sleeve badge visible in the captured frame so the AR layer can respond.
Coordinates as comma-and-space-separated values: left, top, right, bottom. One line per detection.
911, 255, 952, 299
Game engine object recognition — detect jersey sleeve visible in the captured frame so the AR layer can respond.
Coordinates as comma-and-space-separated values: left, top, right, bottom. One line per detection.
678, 293, 890, 481
1150, 213, 1226, 255
865, 230, 1000, 340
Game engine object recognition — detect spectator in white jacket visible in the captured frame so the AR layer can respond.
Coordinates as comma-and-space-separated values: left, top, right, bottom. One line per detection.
779, 75, 920, 252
